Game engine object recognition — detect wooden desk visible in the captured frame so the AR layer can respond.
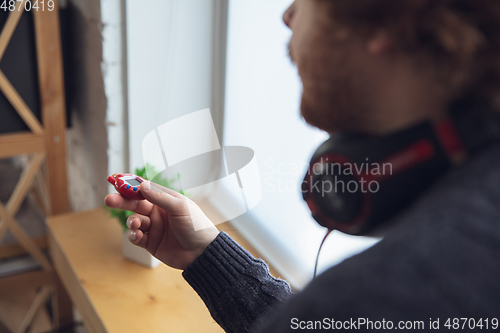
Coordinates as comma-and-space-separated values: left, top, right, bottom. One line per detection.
46, 208, 224, 333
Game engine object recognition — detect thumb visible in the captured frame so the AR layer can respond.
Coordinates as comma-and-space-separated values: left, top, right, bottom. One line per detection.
140, 181, 184, 214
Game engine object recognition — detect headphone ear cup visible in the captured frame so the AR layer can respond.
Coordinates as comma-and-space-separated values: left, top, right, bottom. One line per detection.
311, 172, 363, 225
302, 157, 367, 232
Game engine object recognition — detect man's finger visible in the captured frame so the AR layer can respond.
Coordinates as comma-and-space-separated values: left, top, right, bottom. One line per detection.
105, 193, 154, 216
146, 181, 185, 198
140, 181, 185, 214
129, 229, 148, 249
127, 213, 151, 232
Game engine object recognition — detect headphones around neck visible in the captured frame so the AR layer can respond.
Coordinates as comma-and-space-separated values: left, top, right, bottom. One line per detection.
302, 100, 500, 235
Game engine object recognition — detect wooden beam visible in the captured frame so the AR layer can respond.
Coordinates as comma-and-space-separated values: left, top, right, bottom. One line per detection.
33, 3, 70, 215
0, 236, 47, 260
0, 71, 44, 135
0, 319, 13, 333
7, 153, 45, 215
0, 4, 24, 61
0, 220, 7, 247
0, 270, 56, 331
0, 270, 54, 292
0, 204, 52, 271
52, 272, 74, 330
48, 228, 107, 333
0, 132, 45, 159
33, 170, 51, 216
17, 285, 52, 333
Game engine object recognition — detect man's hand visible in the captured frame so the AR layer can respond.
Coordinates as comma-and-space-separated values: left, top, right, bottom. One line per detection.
104, 180, 220, 270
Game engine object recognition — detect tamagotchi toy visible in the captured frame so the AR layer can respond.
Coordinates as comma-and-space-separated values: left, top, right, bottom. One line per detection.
107, 173, 146, 200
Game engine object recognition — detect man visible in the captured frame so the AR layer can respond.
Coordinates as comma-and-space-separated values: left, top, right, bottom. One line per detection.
106, 0, 500, 331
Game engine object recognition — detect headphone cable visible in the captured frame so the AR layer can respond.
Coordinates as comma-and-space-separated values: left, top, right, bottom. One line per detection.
313, 229, 332, 279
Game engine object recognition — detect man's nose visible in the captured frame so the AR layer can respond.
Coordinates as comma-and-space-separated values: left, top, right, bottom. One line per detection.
283, 1, 295, 29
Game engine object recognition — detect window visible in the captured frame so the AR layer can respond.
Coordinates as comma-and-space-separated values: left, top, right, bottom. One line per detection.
224, 0, 379, 288
117, 0, 379, 289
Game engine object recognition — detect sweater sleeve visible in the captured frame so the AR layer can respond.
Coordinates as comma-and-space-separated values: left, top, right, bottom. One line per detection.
182, 232, 292, 333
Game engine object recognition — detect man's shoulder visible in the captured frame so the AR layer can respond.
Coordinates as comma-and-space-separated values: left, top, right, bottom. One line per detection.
273, 143, 500, 325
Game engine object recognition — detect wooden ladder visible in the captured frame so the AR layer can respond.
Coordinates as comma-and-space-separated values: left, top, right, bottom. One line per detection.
0, 1, 73, 332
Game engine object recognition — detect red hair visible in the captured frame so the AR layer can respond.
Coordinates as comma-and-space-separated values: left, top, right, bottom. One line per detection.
319, 0, 500, 110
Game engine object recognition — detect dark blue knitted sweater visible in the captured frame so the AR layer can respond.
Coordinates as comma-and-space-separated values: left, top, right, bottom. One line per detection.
183, 142, 500, 332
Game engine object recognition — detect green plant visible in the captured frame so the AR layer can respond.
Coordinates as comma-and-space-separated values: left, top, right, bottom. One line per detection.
105, 165, 184, 232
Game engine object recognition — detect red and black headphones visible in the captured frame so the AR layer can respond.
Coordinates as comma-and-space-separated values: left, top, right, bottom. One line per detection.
302, 99, 500, 235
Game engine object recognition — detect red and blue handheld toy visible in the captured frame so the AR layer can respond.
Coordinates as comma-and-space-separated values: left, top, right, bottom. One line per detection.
107, 173, 146, 200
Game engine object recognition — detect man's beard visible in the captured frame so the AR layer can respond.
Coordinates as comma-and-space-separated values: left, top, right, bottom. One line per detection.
288, 41, 371, 134
300, 76, 371, 133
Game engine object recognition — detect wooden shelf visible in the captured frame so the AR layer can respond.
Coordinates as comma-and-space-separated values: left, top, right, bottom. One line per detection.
47, 208, 225, 333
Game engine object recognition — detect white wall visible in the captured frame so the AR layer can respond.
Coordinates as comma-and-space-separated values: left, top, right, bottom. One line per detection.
66, 0, 109, 211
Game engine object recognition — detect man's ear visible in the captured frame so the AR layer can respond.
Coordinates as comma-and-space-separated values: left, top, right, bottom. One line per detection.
367, 32, 391, 55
